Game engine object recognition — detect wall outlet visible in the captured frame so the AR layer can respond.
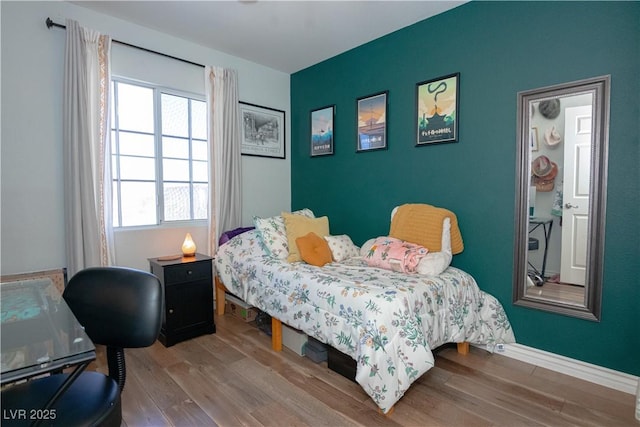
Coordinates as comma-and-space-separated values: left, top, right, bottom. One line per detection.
496, 343, 505, 353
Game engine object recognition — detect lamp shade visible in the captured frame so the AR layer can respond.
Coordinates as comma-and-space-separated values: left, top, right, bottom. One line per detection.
181, 233, 196, 257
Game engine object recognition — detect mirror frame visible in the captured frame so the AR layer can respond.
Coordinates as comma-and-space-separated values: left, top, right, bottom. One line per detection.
513, 75, 610, 321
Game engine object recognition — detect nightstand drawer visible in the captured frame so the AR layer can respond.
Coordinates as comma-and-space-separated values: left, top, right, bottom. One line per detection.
164, 261, 211, 284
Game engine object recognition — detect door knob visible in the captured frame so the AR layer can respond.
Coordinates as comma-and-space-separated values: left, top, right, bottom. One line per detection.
565, 203, 579, 209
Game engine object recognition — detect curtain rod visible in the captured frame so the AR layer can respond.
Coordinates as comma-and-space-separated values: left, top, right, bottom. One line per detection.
46, 17, 205, 69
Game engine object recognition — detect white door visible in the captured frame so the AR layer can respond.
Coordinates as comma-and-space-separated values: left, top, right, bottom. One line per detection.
561, 106, 591, 286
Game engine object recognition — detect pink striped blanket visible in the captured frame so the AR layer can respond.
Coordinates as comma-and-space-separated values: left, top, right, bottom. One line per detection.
364, 236, 428, 273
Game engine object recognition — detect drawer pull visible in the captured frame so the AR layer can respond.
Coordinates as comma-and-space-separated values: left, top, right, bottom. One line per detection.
169, 309, 174, 314
187, 270, 193, 275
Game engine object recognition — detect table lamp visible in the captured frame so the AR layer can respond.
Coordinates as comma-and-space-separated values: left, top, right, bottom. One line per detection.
181, 233, 196, 257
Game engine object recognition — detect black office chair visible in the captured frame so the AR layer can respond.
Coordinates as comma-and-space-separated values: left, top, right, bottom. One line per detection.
1, 267, 163, 426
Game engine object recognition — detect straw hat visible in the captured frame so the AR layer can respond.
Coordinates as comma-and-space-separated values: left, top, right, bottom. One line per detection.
544, 126, 562, 146
532, 155, 558, 192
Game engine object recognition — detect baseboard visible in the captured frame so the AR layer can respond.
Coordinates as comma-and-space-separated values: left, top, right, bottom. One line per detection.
474, 343, 638, 395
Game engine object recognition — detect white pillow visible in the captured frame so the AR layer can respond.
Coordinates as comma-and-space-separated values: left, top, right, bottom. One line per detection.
324, 235, 359, 262
253, 208, 314, 259
416, 218, 452, 276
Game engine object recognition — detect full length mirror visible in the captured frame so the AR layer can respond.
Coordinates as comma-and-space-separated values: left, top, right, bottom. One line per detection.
513, 76, 610, 321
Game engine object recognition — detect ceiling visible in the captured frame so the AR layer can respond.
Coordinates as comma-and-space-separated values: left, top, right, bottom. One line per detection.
71, 1, 466, 74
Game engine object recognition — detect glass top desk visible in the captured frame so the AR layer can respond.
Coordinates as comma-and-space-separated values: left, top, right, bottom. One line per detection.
1, 278, 96, 385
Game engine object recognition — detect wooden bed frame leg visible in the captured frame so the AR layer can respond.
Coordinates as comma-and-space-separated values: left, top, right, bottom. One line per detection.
377, 405, 395, 416
271, 318, 282, 351
214, 277, 283, 355
457, 342, 470, 355
214, 276, 226, 316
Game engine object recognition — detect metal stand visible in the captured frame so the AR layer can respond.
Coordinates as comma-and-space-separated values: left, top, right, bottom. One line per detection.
528, 217, 553, 283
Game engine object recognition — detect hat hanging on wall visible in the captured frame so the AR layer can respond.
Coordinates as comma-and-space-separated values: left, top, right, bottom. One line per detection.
531, 155, 558, 192
539, 99, 561, 119
544, 126, 562, 146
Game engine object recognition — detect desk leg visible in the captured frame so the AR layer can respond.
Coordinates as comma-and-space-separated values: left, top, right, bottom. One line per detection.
541, 221, 553, 279
35, 361, 90, 423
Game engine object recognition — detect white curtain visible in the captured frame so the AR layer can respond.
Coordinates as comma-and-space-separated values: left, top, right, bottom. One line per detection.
63, 19, 115, 276
205, 66, 242, 255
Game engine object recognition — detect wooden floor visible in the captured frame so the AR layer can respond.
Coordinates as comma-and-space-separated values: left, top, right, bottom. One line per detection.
91, 314, 637, 427
524, 282, 585, 306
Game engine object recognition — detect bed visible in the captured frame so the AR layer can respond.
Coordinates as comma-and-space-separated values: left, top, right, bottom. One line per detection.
214, 205, 515, 414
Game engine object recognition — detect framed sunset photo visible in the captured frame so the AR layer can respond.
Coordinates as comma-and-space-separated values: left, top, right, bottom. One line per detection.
356, 91, 388, 152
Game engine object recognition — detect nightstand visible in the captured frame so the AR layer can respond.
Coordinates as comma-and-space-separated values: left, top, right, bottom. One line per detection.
149, 253, 215, 347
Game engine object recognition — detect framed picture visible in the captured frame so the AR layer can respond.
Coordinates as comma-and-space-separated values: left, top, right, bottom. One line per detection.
530, 127, 539, 152
356, 91, 388, 152
239, 102, 285, 159
416, 73, 460, 146
310, 105, 334, 157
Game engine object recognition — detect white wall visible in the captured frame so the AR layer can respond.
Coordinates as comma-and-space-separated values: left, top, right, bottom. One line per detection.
1, 1, 291, 273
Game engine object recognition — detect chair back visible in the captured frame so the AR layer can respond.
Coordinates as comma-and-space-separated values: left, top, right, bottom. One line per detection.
63, 267, 163, 348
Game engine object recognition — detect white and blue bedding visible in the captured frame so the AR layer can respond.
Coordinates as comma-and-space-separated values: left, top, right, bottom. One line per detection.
215, 229, 515, 413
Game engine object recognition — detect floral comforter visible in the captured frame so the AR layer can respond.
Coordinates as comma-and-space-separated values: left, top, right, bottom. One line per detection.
215, 230, 515, 413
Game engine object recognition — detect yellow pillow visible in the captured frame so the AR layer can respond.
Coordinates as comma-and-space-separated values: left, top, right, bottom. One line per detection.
296, 232, 333, 267
282, 212, 330, 262
389, 204, 464, 254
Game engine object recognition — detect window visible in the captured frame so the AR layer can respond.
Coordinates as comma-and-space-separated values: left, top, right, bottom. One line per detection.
111, 80, 208, 227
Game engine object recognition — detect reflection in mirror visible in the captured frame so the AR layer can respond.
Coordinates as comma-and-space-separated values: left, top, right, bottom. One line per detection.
513, 76, 610, 321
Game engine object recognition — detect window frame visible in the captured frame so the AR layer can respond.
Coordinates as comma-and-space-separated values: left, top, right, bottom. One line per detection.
111, 77, 208, 229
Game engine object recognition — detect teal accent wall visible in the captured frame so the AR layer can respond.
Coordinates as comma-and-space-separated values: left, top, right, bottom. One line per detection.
291, 1, 639, 376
